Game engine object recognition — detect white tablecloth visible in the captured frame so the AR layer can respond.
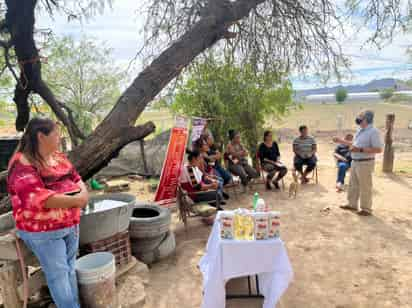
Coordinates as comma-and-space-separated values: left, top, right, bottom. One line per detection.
199, 212, 293, 308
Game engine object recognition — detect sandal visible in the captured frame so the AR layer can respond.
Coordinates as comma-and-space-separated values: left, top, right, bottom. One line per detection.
357, 210, 372, 216
339, 205, 357, 212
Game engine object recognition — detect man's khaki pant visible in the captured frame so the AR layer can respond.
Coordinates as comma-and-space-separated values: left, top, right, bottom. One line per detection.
347, 160, 375, 213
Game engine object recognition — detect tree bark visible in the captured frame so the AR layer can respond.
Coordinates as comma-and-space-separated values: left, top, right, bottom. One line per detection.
68, 0, 266, 179
5, 0, 266, 180
382, 113, 395, 173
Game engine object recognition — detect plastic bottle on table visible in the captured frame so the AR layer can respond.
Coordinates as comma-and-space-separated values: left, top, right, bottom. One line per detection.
252, 192, 259, 210
255, 198, 266, 212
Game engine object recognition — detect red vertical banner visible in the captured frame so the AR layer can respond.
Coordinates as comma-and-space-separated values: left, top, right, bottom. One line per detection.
154, 117, 189, 206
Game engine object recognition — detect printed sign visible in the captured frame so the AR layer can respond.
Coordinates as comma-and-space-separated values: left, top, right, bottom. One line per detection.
190, 117, 207, 145
154, 116, 189, 206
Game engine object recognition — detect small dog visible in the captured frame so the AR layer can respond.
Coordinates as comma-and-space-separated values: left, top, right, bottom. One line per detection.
288, 171, 299, 198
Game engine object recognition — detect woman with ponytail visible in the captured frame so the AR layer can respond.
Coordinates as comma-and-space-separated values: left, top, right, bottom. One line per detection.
7, 118, 88, 308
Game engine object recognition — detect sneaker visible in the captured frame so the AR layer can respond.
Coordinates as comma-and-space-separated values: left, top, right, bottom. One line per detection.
336, 182, 344, 192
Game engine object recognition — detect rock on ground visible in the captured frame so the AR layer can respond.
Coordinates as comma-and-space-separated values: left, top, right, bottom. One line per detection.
98, 130, 171, 178
117, 260, 149, 308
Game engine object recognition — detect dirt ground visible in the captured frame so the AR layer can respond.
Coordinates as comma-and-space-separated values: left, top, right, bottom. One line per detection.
138, 142, 412, 308
0, 140, 411, 308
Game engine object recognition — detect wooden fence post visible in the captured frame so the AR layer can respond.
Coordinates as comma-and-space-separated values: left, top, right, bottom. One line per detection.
0, 261, 23, 308
140, 140, 149, 175
382, 113, 395, 173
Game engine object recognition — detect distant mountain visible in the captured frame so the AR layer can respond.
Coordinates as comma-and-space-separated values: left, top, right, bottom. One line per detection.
296, 78, 412, 98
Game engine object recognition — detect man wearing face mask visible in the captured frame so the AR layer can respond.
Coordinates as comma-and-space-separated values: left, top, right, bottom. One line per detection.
333, 110, 383, 216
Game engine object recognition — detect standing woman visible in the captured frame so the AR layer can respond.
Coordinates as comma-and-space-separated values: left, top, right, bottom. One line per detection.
258, 131, 288, 190
226, 130, 259, 188
7, 118, 88, 308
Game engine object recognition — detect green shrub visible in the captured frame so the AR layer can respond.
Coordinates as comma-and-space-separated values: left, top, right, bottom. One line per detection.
335, 88, 348, 103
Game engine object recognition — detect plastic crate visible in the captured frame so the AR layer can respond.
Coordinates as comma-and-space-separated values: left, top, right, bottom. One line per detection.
80, 231, 132, 267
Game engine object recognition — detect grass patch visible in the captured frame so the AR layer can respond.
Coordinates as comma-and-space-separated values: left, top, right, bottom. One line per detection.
136, 109, 175, 138
268, 102, 412, 131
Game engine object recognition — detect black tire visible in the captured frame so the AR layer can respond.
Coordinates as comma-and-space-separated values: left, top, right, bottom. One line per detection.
134, 231, 176, 265
130, 233, 167, 254
129, 203, 171, 239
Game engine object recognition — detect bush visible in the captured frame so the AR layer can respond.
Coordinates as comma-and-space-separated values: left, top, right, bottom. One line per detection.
172, 58, 294, 157
335, 88, 348, 103
379, 88, 395, 100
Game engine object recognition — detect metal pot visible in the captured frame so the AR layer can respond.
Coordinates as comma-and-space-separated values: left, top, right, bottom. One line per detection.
79, 193, 135, 245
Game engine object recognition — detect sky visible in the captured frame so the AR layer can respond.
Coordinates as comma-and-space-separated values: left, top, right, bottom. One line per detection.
37, 0, 412, 90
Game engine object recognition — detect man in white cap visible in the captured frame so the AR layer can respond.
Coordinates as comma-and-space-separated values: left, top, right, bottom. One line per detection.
333, 110, 383, 216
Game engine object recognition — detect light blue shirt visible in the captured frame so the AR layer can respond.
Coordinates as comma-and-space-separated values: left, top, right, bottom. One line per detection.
352, 125, 383, 160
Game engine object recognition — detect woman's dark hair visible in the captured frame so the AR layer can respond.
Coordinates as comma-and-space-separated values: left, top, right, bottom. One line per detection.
14, 118, 57, 168
228, 129, 239, 141
194, 135, 208, 151
186, 149, 201, 161
263, 130, 272, 141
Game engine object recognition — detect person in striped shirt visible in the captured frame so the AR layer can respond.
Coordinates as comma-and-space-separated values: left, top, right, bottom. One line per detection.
293, 125, 317, 184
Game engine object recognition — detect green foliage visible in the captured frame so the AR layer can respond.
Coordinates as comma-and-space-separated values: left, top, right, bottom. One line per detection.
379, 88, 395, 100
335, 88, 348, 103
151, 98, 169, 111
172, 58, 294, 157
42, 36, 125, 135
389, 93, 412, 104
0, 50, 13, 96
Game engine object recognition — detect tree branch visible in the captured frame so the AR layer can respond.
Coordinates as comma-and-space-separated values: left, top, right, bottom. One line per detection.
123, 122, 157, 144
35, 80, 86, 144
69, 121, 156, 180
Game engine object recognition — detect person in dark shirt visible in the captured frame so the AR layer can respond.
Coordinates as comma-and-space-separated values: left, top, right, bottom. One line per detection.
258, 131, 288, 190
204, 134, 233, 185
334, 133, 353, 192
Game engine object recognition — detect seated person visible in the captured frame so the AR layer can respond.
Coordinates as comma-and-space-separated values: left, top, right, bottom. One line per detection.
226, 130, 259, 187
194, 137, 229, 200
334, 133, 353, 192
293, 125, 317, 184
258, 131, 288, 190
203, 134, 233, 185
179, 149, 224, 208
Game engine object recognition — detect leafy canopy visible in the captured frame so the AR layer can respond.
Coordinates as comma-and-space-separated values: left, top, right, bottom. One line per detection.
172, 57, 294, 155
41, 35, 125, 135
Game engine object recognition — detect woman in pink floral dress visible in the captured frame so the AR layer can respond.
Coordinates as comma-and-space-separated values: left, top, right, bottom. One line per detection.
7, 118, 88, 308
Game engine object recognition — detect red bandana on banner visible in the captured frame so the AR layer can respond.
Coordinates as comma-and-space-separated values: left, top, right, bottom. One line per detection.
154, 116, 189, 206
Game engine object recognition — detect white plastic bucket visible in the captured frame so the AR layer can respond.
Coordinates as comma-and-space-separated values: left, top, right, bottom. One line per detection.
75, 252, 117, 308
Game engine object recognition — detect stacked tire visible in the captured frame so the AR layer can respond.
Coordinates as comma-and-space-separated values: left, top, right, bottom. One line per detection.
129, 203, 175, 265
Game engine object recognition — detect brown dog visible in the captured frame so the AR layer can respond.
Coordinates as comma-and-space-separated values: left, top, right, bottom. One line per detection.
289, 170, 299, 198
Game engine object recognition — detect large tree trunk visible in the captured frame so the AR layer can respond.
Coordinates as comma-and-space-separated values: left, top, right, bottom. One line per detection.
5, 0, 265, 180
5, 0, 85, 144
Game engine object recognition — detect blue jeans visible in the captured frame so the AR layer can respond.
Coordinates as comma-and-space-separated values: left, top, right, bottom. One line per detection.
214, 165, 233, 185
337, 162, 350, 184
18, 225, 80, 308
